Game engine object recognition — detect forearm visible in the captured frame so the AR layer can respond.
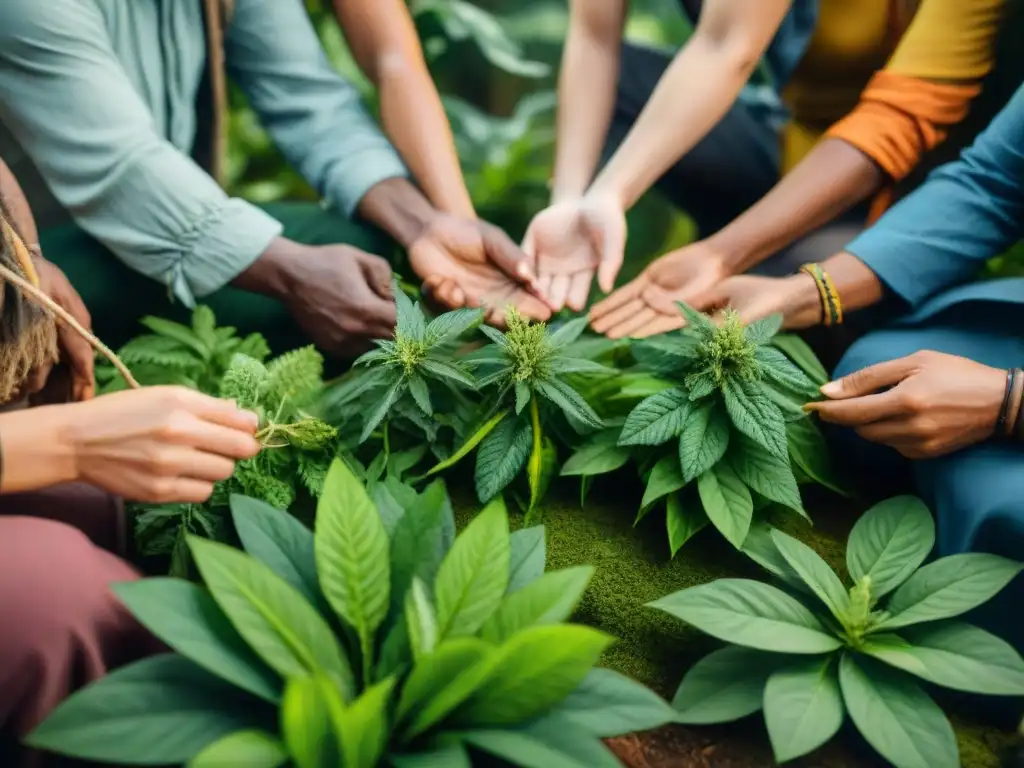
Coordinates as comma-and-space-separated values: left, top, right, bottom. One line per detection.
550, 1, 626, 203
709, 139, 884, 272
0, 157, 38, 243
356, 177, 436, 249
0, 406, 77, 494
781, 251, 886, 326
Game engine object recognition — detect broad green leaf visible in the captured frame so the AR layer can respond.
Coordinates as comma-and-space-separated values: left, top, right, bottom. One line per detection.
723, 379, 788, 461
478, 324, 509, 348
316, 460, 391, 683
435, 498, 510, 638
390, 480, 455, 613
769, 529, 849, 619
666, 493, 709, 556
369, 476, 415, 536
641, 454, 686, 510
560, 430, 631, 477
395, 287, 426, 341
405, 578, 439, 662
387, 445, 429, 482
744, 313, 783, 344
26, 655, 264, 764
419, 357, 476, 388
685, 370, 716, 400
455, 624, 613, 726
546, 668, 677, 737
281, 676, 342, 768
140, 316, 209, 358
398, 638, 494, 738
838, 654, 958, 768
188, 537, 354, 697
772, 333, 828, 386
528, 435, 558, 514
548, 316, 590, 347
648, 579, 841, 653
786, 416, 849, 495
480, 566, 594, 642
475, 412, 532, 502
729, 435, 804, 514
755, 345, 821, 399
549, 357, 616, 376
764, 657, 844, 763
337, 677, 396, 768
863, 622, 1024, 695
633, 334, 701, 373
458, 727, 599, 768
391, 744, 472, 768
618, 388, 691, 446
508, 526, 546, 593
740, 523, 809, 594
420, 410, 507, 480
678, 400, 730, 482
672, 646, 779, 724
697, 463, 753, 549
408, 373, 433, 415
230, 495, 323, 610
114, 580, 280, 703
188, 729, 287, 768
360, 377, 405, 443
847, 496, 935, 600
675, 301, 715, 336
535, 378, 603, 429
518, 714, 623, 767
425, 308, 484, 344
878, 553, 1023, 630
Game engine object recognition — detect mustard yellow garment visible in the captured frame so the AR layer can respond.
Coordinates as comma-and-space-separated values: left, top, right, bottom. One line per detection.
781, 0, 1005, 173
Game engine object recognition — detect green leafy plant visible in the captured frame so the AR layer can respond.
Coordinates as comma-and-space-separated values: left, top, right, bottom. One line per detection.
134, 346, 339, 576
650, 496, 1024, 767
29, 460, 676, 766
565, 303, 839, 555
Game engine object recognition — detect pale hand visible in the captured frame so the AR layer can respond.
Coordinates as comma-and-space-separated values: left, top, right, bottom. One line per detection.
521, 195, 626, 312
703, 273, 823, 329
589, 241, 728, 338
806, 351, 1007, 459
409, 213, 551, 327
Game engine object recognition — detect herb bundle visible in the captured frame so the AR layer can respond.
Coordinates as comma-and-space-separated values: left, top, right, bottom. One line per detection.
30, 462, 677, 766
651, 496, 1024, 767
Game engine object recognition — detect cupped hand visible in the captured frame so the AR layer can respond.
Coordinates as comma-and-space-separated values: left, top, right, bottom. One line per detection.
589, 241, 728, 338
62, 386, 261, 502
806, 351, 1007, 459
409, 214, 551, 327
521, 195, 626, 312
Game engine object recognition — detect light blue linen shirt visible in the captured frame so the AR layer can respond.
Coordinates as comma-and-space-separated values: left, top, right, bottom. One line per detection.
0, 0, 408, 306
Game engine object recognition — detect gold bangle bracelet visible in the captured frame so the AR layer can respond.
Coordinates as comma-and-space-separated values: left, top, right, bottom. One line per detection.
799, 263, 843, 327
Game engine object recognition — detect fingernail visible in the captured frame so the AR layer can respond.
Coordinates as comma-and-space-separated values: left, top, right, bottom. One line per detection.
820, 381, 841, 396
801, 402, 817, 412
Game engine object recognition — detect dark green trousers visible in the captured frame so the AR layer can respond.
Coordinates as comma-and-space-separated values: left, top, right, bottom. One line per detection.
38, 202, 393, 353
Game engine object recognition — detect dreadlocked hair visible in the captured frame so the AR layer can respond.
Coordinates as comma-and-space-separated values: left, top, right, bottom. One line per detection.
0, 199, 57, 404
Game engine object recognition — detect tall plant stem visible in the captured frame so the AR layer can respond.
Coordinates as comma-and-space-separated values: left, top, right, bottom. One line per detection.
0, 262, 139, 389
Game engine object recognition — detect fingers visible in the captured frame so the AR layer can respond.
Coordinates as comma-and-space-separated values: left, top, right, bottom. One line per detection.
854, 419, 917, 446
507, 291, 552, 323
483, 224, 539, 288
548, 274, 571, 312
629, 313, 684, 338
819, 356, 919, 399
356, 251, 394, 300
595, 215, 627, 294
566, 272, 592, 313
806, 390, 906, 427
60, 328, 96, 401
591, 298, 645, 336
590, 277, 643, 321
154, 387, 260, 436
605, 307, 657, 340
423, 275, 470, 310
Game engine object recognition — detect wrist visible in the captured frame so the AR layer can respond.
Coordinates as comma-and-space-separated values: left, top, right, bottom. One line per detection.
356, 177, 437, 249
0, 405, 79, 494
783, 273, 825, 328
232, 237, 305, 300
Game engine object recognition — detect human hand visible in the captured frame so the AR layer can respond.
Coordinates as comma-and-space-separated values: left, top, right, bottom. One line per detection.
60, 386, 260, 502
589, 241, 729, 338
701, 272, 824, 329
521, 194, 626, 312
805, 351, 1007, 459
409, 213, 551, 326
29, 256, 95, 401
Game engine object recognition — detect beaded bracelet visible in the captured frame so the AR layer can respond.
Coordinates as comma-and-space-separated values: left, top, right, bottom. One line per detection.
798, 263, 843, 327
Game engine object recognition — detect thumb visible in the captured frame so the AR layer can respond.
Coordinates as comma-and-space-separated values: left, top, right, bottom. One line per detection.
484, 225, 538, 288
596, 215, 627, 294
819, 356, 917, 400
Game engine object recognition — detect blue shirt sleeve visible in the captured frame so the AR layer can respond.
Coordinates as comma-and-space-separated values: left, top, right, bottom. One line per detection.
0, 0, 283, 307
225, 0, 409, 217
847, 82, 1024, 308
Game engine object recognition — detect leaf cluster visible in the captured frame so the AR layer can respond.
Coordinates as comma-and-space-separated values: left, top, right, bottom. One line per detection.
95, 306, 271, 395
30, 461, 676, 767
651, 496, 1024, 767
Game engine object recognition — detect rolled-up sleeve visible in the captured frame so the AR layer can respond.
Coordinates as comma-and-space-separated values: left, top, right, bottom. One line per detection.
846, 83, 1024, 307
0, 0, 282, 307
225, 0, 408, 216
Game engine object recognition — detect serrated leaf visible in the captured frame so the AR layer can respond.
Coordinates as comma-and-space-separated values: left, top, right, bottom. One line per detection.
772, 334, 828, 386
425, 308, 484, 344
633, 334, 700, 374
697, 463, 753, 549
729, 435, 804, 514
641, 454, 686, 509
420, 357, 476, 388
535, 378, 603, 430
395, 285, 426, 341
480, 566, 594, 642
515, 380, 531, 414
560, 430, 631, 477
478, 324, 509, 348
675, 301, 715, 337
548, 316, 589, 347
847, 496, 934, 600
744, 313, 783, 345
475, 413, 532, 502
408, 374, 433, 415
140, 316, 210, 359
678, 400, 730, 482
764, 656, 844, 763
549, 357, 615, 376
838, 654, 958, 768
666, 493, 709, 556
435, 498, 510, 639
672, 646, 780, 724
685, 370, 716, 400
723, 378, 788, 461
619, 387, 690, 446
756, 346, 821, 400
648, 579, 841, 653
360, 377, 405, 443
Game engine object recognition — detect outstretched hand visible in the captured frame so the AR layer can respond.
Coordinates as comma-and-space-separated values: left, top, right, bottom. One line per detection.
521, 195, 626, 312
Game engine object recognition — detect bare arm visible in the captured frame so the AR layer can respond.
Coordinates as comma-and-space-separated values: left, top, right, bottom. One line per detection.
0, 157, 37, 244
0, 407, 77, 493
588, 0, 792, 209
333, 0, 475, 218
550, 0, 629, 203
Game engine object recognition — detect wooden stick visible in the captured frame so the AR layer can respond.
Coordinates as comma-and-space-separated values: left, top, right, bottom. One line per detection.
0, 262, 139, 389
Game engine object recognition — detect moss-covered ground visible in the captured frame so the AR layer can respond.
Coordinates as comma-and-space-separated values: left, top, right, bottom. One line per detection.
452, 476, 1019, 767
